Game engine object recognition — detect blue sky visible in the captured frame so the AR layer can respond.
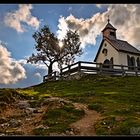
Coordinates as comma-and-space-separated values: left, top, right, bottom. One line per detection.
0, 4, 139, 88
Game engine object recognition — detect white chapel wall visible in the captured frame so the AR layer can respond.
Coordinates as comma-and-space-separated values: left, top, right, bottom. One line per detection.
119, 52, 140, 68
96, 40, 119, 64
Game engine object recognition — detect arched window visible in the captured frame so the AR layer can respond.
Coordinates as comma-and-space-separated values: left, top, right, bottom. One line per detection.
130, 57, 135, 70
127, 55, 131, 70
128, 55, 135, 70
103, 59, 110, 68
137, 57, 140, 70
102, 48, 108, 56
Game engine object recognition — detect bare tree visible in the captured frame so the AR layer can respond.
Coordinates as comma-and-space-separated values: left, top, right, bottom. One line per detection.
27, 25, 82, 76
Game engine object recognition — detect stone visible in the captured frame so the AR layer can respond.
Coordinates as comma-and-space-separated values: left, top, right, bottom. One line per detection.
25, 118, 31, 121
40, 97, 59, 106
0, 117, 7, 124
17, 101, 30, 109
69, 131, 74, 135
15, 128, 24, 135
25, 107, 37, 115
65, 130, 74, 135
34, 109, 44, 113
0, 122, 9, 128
9, 119, 21, 128
0, 102, 7, 108
136, 112, 140, 115
0, 133, 5, 136
59, 98, 71, 105
35, 125, 49, 129
115, 116, 125, 122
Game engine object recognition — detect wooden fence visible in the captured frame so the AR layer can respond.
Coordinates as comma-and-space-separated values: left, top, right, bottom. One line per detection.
43, 71, 60, 82
43, 61, 140, 82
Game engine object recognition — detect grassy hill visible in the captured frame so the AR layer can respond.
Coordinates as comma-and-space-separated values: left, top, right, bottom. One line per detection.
1, 75, 140, 135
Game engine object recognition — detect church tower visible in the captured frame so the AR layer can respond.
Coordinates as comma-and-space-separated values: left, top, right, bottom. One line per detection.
102, 16, 117, 39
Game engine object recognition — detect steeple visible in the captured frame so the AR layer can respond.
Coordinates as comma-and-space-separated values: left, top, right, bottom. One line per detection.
107, 15, 110, 23
102, 16, 117, 39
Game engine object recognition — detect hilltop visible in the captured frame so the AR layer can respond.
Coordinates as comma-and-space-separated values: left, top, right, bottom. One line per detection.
0, 75, 140, 136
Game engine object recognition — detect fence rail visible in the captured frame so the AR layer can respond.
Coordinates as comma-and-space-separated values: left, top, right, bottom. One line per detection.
43, 61, 140, 82
43, 71, 60, 82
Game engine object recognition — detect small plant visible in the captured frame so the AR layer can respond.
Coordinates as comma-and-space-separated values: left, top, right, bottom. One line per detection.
88, 103, 103, 112
40, 103, 85, 134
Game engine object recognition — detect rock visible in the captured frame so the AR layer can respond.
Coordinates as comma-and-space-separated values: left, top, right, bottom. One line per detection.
0, 102, 7, 108
25, 118, 31, 121
40, 97, 58, 106
65, 130, 74, 135
115, 116, 125, 122
9, 119, 21, 128
59, 98, 71, 105
136, 112, 140, 115
0, 117, 7, 124
17, 101, 30, 109
5, 130, 15, 135
0, 122, 9, 128
69, 131, 74, 135
25, 107, 37, 115
15, 128, 24, 135
0, 133, 5, 136
34, 109, 44, 113
35, 125, 49, 129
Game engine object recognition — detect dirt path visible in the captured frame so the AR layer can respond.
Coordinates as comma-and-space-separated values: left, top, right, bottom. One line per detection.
70, 103, 101, 136
0, 97, 102, 136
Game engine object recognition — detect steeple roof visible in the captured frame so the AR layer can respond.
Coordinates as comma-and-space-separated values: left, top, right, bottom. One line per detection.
101, 21, 117, 32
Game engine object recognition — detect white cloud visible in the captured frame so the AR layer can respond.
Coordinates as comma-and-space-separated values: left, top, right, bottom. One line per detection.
34, 72, 41, 79
4, 4, 40, 33
53, 62, 60, 72
96, 4, 102, 8
57, 4, 140, 49
57, 12, 108, 48
0, 43, 26, 84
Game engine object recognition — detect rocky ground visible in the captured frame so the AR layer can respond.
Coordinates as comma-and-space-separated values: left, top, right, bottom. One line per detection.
0, 93, 101, 136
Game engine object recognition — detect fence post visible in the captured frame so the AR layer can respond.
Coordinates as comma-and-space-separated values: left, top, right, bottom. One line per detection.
68, 65, 71, 77
60, 69, 63, 80
121, 65, 125, 76
43, 76, 45, 82
78, 61, 81, 73
98, 63, 102, 75
77, 61, 81, 78
135, 66, 138, 76
53, 71, 56, 81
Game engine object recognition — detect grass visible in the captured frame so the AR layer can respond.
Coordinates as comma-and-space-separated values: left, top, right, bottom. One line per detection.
1, 74, 140, 135
33, 103, 85, 135
31, 75, 140, 135
88, 103, 103, 113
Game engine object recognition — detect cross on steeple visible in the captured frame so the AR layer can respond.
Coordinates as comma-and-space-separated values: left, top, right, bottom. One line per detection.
107, 15, 110, 23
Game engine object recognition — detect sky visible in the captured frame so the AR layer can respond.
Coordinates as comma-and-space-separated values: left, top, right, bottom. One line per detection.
0, 4, 140, 88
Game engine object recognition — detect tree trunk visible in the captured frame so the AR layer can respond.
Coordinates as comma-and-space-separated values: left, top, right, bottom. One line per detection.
48, 62, 53, 76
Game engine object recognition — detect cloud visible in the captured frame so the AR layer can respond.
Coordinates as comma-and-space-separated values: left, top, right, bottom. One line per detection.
0, 43, 26, 84
57, 4, 140, 49
57, 12, 108, 48
4, 4, 40, 33
108, 4, 140, 48
96, 4, 102, 8
34, 72, 41, 79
